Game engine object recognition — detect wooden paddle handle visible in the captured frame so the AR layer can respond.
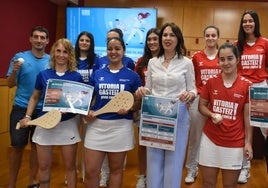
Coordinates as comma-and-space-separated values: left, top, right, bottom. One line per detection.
93, 108, 109, 116
16, 122, 21, 130
16, 116, 30, 130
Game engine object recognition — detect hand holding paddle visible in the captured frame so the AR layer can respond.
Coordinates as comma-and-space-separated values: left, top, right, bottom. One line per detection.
16, 109, 62, 130
94, 91, 134, 116
83, 91, 134, 123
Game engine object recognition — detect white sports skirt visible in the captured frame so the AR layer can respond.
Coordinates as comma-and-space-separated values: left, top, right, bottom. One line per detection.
199, 133, 243, 170
84, 118, 134, 152
33, 117, 81, 145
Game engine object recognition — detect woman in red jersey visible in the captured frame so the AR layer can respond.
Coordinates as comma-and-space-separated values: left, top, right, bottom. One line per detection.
236, 10, 268, 85
198, 43, 253, 188
184, 25, 221, 184
235, 10, 268, 182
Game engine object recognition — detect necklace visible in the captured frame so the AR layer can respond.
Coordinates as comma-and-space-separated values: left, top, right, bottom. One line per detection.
163, 54, 175, 65
164, 54, 175, 62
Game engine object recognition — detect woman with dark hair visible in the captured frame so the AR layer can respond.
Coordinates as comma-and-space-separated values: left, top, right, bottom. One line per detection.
97, 28, 135, 71
83, 36, 141, 188
74, 31, 99, 83
135, 28, 160, 85
236, 10, 268, 85
97, 28, 135, 187
235, 10, 268, 183
135, 22, 196, 188
198, 42, 253, 188
63, 31, 100, 184
237, 10, 261, 57
134, 28, 160, 188
108, 28, 124, 39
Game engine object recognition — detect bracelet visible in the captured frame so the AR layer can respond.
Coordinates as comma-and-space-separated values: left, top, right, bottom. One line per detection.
24, 114, 32, 120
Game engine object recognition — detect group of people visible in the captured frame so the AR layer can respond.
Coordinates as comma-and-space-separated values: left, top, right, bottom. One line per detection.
6, 9, 268, 188
186, 9, 268, 187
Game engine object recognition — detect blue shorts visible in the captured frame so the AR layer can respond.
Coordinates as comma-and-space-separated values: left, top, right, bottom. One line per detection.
10, 106, 39, 147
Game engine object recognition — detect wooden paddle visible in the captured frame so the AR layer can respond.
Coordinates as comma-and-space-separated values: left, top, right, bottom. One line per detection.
94, 91, 134, 116
83, 91, 134, 124
16, 109, 62, 130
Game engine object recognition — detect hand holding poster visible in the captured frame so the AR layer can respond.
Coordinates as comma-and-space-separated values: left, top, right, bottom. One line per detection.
139, 95, 178, 151
43, 79, 94, 115
249, 86, 268, 128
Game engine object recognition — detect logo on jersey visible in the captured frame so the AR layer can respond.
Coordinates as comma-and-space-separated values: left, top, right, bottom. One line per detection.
101, 64, 107, 69
213, 99, 239, 120
241, 54, 263, 69
213, 90, 219, 95
119, 78, 130, 82
99, 83, 126, 99
256, 48, 264, 52
234, 93, 244, 98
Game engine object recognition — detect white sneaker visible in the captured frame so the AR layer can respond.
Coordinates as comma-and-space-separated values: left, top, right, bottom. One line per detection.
99, 172, 109, 187
136, 175, 146, 188
238, 168, 250, 184
185, 170, 198, 183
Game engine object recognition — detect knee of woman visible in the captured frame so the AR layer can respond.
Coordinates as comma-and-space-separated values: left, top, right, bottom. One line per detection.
109, 168, 123, 176
85, 167, 100, 177
84, 172, 99, 182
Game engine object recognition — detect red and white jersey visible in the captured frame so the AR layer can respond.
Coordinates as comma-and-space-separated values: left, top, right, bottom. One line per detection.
236, 37, 268, 83
200, 74, 252, 147
135, 57, 147, 86
192, 50, 221, 94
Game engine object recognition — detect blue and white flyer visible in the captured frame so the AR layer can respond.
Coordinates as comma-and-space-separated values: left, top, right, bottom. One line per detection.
139, 95, 178, 151
43, 79, 94, 115
249, 86, 268, 128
